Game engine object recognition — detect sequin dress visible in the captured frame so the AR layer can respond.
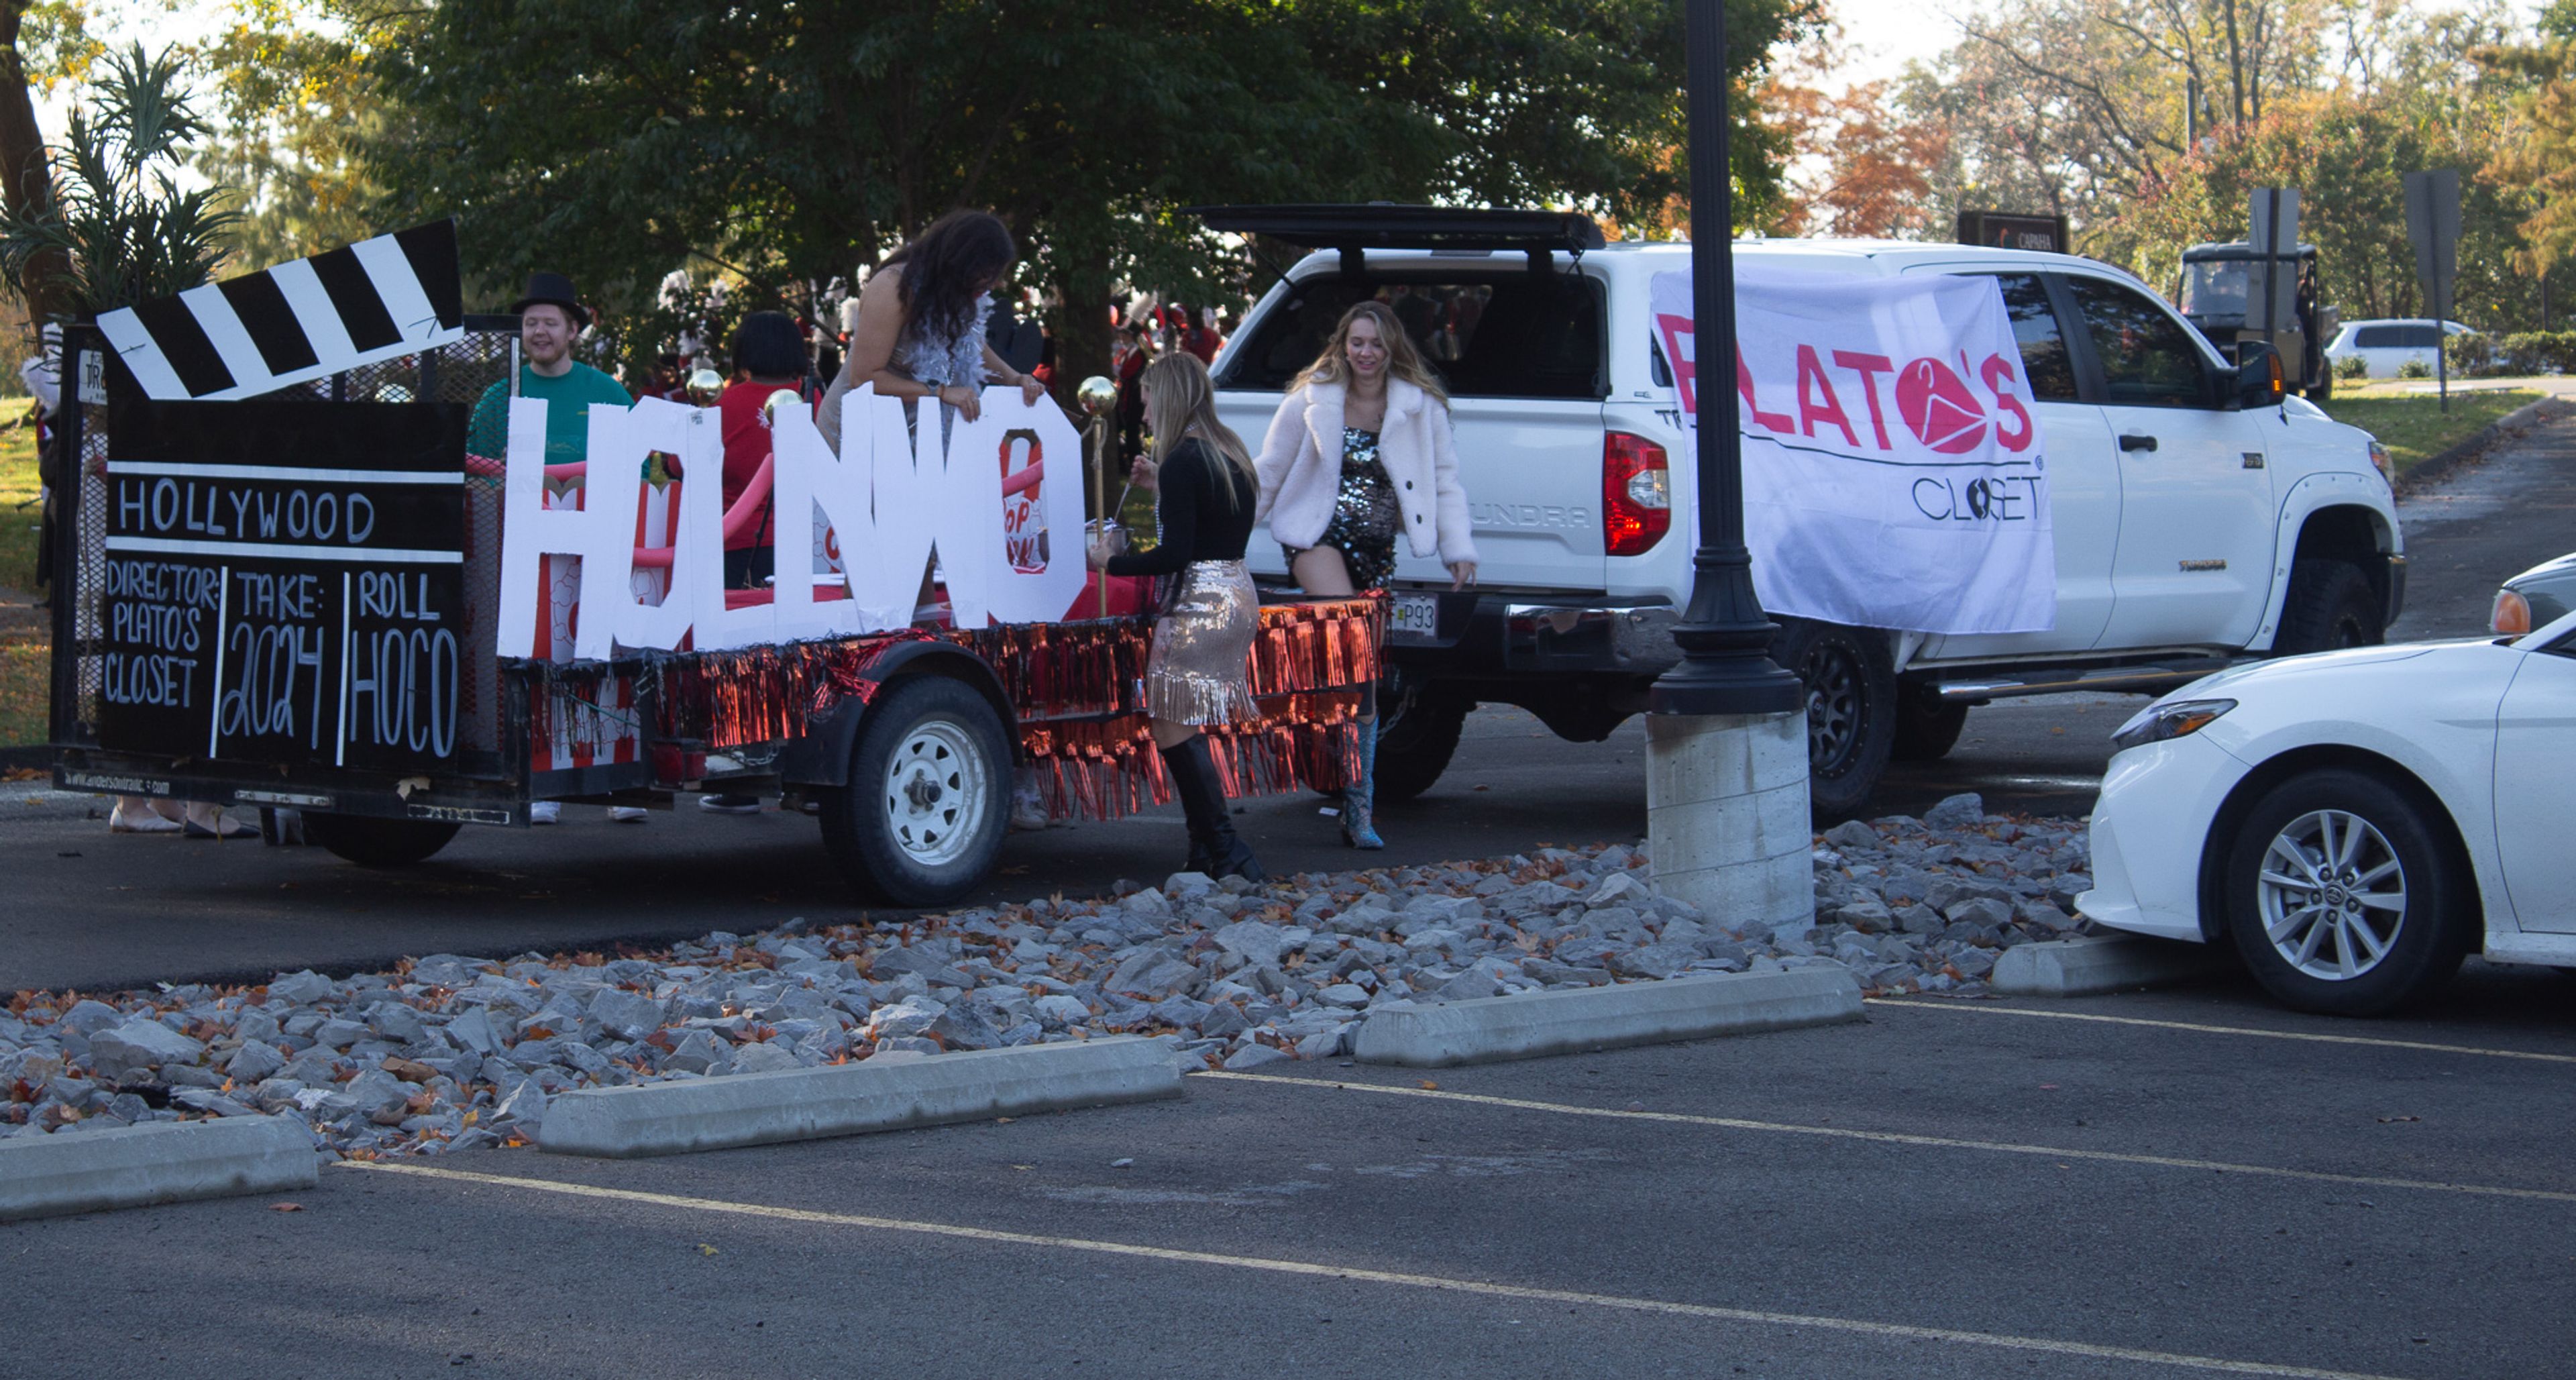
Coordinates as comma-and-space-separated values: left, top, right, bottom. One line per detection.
1285, 426, 1401, 590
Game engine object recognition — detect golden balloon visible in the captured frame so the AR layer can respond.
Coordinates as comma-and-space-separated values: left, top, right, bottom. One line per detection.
685, 368, 725, 406
1075, 374, 1117, 417
763, 387, 804, 419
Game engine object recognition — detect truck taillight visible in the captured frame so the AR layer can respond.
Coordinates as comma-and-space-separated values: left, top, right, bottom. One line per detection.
1603, 431, 1670, 557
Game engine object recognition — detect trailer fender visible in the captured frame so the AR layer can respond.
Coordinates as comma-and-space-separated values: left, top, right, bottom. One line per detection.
776, 641, 1020, 788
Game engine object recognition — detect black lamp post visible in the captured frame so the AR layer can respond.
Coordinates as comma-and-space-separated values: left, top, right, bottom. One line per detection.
1648, 0, 1807, 719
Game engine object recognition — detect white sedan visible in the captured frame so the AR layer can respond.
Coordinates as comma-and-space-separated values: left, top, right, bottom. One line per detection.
2079, 613, 2576, 1014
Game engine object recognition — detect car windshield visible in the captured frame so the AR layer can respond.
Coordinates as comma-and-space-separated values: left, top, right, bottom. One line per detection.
2180, 261, 2249, 317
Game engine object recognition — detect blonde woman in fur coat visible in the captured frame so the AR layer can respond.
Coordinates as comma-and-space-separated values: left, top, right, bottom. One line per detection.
1250, 299, 1478, 849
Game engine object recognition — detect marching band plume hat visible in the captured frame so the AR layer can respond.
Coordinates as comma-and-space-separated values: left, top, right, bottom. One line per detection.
508, 271, 590, 326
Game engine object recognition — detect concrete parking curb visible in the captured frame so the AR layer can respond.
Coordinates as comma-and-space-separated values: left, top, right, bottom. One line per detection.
538, 1035, 1185, 1159
1349, 967, 1864, 1068
2398, 395, 2569, 494
0, 1115, 317, 1221
1990, 935, 2226, 998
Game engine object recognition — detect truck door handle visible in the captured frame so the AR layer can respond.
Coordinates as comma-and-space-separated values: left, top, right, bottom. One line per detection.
2118, 433, 2159, 452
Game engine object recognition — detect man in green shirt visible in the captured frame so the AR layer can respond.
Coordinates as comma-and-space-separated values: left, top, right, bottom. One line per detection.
474, 272, 649, 826
466, 272, 635, 462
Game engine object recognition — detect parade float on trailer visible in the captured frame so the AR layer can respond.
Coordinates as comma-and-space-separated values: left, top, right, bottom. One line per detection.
46, 221, 1379, 904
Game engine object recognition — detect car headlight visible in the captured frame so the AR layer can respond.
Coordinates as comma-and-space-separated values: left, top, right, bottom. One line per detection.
2110, 698, 2237, 751
2367, 440, 2390, 480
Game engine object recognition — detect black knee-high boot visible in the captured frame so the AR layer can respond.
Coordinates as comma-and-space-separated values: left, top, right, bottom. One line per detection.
1160, 735, 1264, 882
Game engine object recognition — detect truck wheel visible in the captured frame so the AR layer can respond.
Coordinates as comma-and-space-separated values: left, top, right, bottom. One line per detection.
1375, 693, 1465, 803
301, 813, 460, 867
2273, 558, 2381, 655
1890, 690, 1969, 763
1772, 619, 1897, 820
818, 675, 1010, 907
2305, 366, 2332, 403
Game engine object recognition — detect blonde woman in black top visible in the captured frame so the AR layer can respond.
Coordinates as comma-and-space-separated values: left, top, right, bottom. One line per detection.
1090, 352, 1265, 881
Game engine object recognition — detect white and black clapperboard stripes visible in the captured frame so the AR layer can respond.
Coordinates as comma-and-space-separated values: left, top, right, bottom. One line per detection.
95, 219, 466, 401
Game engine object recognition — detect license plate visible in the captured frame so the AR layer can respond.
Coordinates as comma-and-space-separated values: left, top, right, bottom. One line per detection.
1389, 594, 1439, 637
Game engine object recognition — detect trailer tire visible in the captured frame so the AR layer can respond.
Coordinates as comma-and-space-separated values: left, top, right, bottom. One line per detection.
818, 675, 1010, 907
302, 814, 460, 867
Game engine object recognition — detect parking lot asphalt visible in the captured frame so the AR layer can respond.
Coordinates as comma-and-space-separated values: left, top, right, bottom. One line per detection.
11, 963, 2573, 1380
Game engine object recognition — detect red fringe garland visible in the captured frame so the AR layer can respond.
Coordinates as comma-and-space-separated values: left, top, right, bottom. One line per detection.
531, 594, 1385, 820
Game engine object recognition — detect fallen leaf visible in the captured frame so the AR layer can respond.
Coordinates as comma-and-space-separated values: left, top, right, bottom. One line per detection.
696, 1243, 719, 1256
269, 1202, 304, 1212
1417, 1079, 1439, 1091
994, 1116, 1014, 1124
2377, 1115, 2420, 1124
1011, 1164, 1033, 1171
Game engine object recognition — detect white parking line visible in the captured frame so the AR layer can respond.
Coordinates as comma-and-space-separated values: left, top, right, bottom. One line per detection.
1867, 998, 2576, 1067
341, 1160, 2408, 1380
1198, 1072, 2576, 1205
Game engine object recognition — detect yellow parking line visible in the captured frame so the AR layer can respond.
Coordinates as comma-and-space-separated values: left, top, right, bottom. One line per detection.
1867, 998, 2576, 1066
339, 1159, 2406, 1380
1197, 1072, 2576, 1205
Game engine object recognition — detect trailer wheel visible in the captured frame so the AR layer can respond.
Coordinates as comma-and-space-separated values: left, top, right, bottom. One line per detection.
818, 675, 1010, 907
301, 813, 461, 867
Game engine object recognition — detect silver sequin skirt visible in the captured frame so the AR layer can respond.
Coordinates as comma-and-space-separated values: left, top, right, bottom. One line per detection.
1146, 560, 1262, 725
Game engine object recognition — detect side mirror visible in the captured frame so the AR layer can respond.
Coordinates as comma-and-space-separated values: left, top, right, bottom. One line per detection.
2237, 339, 2285, 409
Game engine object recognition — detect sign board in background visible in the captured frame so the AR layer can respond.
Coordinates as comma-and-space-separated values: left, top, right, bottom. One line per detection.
2249, 187, 2302, 335
2403, 170, 2461, 321
1954, 210, 2072, 255
96, 400, 470, 772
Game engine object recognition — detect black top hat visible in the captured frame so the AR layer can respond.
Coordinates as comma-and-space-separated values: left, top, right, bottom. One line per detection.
508, 271, 589, 326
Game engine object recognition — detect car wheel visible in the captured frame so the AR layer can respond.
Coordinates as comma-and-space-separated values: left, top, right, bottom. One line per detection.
2273, 558, 2381, 655
2222, 768, 2469, 1015
817, 675, 1010, 907
301, 813, 462, 867
1890, 688, 1970, 763
1771, 619, 1896, 820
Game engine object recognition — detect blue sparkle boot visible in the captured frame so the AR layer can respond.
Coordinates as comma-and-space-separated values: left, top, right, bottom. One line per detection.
1340, 720, 1385, 850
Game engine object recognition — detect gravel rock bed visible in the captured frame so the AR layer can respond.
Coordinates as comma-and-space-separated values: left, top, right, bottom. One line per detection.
1, 793, 2092, 1160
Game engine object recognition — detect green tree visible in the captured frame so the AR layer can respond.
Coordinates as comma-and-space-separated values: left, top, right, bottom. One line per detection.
0, 42, 238, 316
362, 0, 1811, 385
193, 0, 424, 270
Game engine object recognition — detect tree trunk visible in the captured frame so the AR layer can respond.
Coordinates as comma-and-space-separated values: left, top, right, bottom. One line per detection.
2222, 0, 2245, 127
1049, 252, 1114, 517
0, 0, 62, 323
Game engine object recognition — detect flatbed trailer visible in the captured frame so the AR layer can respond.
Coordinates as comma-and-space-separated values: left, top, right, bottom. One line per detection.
46, 314, 1377, 906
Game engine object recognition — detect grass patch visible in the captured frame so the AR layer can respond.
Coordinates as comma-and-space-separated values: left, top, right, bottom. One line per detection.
0, 424, 35, 593
0, 636, 43, 747
2317, 388, 2544, 478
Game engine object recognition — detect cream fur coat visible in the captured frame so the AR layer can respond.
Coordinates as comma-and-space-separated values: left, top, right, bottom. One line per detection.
1250, 378, 1479, 569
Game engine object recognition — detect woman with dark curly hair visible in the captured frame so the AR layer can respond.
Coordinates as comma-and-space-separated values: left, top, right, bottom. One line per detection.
818, 209, 1049, 452
821, 209, 1061, 828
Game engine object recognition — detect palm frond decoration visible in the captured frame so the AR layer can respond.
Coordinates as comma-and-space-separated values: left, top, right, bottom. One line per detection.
0, 42, 240, 317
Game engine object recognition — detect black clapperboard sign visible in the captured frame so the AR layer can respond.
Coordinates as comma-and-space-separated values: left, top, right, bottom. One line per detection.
98, 399, 472, 771
95, 220, 464, 401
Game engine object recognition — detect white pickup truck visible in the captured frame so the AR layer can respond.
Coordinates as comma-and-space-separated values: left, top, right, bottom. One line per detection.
1200, 206, 2406, 816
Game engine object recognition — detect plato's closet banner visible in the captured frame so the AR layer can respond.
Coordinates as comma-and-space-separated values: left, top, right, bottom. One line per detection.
1651, 268, 2055, 635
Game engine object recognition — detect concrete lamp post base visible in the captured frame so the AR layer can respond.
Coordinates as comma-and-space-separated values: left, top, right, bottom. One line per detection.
1646, 712, 1815, 935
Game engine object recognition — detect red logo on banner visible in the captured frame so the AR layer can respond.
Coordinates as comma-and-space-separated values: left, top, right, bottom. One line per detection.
1895, 358, 1988, 454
